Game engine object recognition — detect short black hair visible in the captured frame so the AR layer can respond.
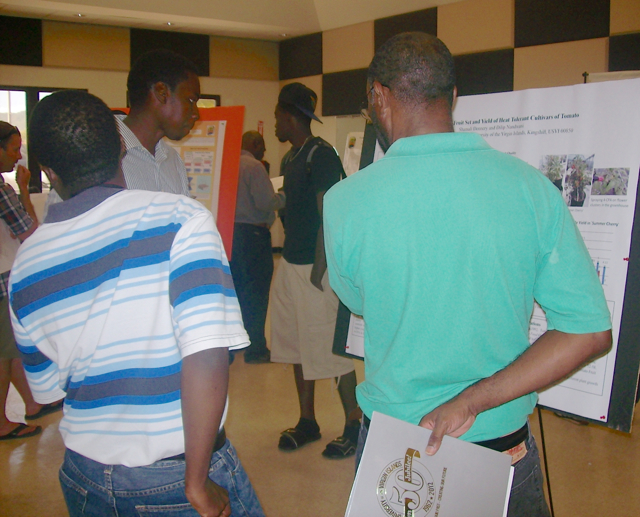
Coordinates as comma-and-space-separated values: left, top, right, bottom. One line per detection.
29, 90, 121, 197
0, 121, 20, 150
127, 50, 200, 108
368, 32, 456, 108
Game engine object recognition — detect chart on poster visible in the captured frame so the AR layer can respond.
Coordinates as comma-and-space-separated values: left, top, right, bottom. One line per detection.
452, 78, 640, 423
165, 119, 227, 217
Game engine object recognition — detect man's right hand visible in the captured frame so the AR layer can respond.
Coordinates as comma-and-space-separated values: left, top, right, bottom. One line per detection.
186, 478, 231, 517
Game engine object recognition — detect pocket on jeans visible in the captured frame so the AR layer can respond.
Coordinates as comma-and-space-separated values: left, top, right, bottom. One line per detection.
136, 503, 198, 516
59, 467, 88, 514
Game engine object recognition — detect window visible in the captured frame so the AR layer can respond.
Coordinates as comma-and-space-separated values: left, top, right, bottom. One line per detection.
0, 86, 76, 192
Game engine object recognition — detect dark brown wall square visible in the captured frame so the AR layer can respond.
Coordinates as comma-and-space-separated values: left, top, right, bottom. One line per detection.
609, 33, 640, 72
130, 29, 209, 76
454, 49, 514, 97
322, 68, 369, 116
374, 8, 437, 51
0, 16, 42, 67
279, 33, 322, 80
515, 0, 610, 48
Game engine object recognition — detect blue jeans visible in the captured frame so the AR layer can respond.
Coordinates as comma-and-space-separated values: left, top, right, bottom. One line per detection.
355, 420, 550, 517
59, 440, 265, 516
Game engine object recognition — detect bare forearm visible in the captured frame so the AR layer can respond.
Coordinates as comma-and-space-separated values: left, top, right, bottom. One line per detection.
182, 348, 228, 490
461, 329, 612, 415
310, 192, 327, 288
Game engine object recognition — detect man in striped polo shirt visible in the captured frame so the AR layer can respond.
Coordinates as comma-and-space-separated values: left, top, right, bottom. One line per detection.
44, 49, 199, 212
10, 90, 264, 517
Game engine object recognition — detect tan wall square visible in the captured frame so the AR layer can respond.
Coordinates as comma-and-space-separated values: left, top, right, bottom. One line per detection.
611, 0, 640, 35
323, 21, 374, 74
514, 38, 608, 90
438, 0, 514, 55
43, 21, 129, 71
210, 36, 278, 81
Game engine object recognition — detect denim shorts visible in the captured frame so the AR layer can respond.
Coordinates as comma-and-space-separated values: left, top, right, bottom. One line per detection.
59, 440, 265, 516
355, 420, 550, 517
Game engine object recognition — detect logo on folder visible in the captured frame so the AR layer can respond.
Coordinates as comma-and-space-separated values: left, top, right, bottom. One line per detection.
377, 448, 436, 517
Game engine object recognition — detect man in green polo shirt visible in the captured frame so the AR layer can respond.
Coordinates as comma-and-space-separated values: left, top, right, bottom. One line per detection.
323, 32, 611, 517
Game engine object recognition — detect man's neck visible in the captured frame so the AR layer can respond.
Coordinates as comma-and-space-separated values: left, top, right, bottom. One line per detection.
290, 128, 313, 148
390, 98, 454, 143
123, 110, 164, 156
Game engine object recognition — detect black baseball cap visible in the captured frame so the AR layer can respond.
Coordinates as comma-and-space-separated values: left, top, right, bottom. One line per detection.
278, 82, 322, 123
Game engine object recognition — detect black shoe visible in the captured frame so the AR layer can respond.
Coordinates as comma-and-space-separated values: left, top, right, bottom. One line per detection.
245, 351, 271, 364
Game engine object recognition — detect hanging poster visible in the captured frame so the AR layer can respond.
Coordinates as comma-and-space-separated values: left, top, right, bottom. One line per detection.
165, 120, 226, 214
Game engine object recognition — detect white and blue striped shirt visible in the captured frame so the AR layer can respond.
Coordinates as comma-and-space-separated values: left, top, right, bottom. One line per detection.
9, 186, 247, 467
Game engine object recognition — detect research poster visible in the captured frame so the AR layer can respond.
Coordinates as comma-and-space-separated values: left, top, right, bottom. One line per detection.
453, 78, 640, 422
165, 119, 227, 217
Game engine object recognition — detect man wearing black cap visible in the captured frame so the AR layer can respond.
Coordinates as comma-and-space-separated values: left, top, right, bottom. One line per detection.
270, 83, 359, 459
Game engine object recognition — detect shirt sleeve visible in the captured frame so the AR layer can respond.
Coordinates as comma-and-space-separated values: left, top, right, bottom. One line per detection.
323, 188, 364, 315
533, 196, 612, 334
169, 208, 249, 358
9, 301, 67, 404
0, 183, 34, 237
310, 145, 344, 194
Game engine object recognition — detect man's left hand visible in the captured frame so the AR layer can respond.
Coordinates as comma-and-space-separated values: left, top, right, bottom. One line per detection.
16, 165, 31, 192
419, 396, 477, 456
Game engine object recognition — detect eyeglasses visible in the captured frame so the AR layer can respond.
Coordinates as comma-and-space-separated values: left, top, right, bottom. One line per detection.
360, 85, 376, 124
0, 124, 19, 143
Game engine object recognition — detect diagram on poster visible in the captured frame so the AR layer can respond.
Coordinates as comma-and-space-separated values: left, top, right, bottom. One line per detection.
453, 78, 640, 422
165, 120, 227, 218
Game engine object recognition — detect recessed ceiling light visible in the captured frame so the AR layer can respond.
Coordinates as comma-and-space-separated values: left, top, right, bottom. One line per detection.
281, 33, 287, 37
77, 13, 84, 17
167, 22, 173, 26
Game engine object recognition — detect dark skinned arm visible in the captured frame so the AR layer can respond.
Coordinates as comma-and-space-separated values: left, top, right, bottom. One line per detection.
419, 329, 612, 454
182, 347, 231, 517
310, 191, 327, 291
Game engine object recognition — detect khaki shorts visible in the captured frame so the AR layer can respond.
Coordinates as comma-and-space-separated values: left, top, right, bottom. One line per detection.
270, 258, 354, 381
0, 296, 20, 359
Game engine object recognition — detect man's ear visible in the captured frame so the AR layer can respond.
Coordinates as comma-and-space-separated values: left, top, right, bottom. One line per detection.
372, 81, 392, 123
151, 82, 170, 105
42, 166, 70, 200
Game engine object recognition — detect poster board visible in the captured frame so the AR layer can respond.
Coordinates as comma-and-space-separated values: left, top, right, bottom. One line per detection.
164, 106, 244, 258
113, 107, 244, 258
332, 79, 640, 432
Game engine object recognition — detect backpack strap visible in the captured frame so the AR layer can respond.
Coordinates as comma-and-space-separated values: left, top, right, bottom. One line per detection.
306, 138, 346, 180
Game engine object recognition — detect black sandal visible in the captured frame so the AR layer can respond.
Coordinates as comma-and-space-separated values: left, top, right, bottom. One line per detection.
322, 436, 356, 459
278, 421, 321, 451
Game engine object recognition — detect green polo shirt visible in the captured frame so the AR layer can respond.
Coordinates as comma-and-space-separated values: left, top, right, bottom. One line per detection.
324, 132, 611, 442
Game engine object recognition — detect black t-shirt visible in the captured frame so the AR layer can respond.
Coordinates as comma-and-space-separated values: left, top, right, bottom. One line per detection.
281, 137, 344, 265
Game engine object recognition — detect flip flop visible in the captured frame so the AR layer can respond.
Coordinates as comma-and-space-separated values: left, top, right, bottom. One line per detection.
0, 423, 42, 441
278, 426, 321, 451
25, 400, 64, 420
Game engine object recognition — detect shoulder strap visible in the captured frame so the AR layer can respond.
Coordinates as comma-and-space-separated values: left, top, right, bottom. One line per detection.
306, 138, 346, 180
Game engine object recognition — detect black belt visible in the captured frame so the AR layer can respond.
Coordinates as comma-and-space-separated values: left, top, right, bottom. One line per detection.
162, 427, 227, 462
362, 416, 528, 454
